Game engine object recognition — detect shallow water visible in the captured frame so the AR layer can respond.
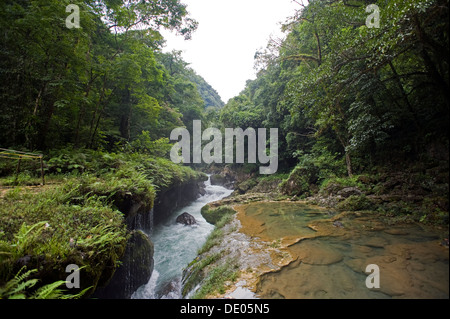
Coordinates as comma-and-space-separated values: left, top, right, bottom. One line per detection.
241, 202, 330, 239
236, 202, 449, 299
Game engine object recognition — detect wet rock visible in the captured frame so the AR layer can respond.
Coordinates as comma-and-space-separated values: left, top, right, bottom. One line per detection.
384, 229, 409, 236
199, 187, 206, 196
365, 255, 410, 297
344, 258, 365, 273
16, 255, 32, 267
210, 174, 227, 186
153, 176, 208, 225
158, 279, 181, 298
353, 245, 373, 255
210, 173, 235, 189
382, 256, 397, 263
176, 212, 197, 226
15, 255, 45, 268
94, 230, 154, 299
407, 260, 426, 271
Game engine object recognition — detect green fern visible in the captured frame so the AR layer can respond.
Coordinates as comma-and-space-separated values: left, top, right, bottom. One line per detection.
0, 267, 91, 299
0, 267, 38, 299
30, 280, 67, 299
31, 280, 91, 299
12, 221, 48, 253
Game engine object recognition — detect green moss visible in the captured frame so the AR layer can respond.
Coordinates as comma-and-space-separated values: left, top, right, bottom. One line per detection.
183, 211, 238, 298
0, 150, 205, 297
182, 253, 221, 297
0, 183, 129, 294
198, 212, 235, 255
201, 205, 235, 225
337, 194, 372, 211
279, 166, 311, 196
191, 259, 239, 299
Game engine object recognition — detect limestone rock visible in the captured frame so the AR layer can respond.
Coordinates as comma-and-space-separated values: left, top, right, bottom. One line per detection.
176, 212, 197, 226
337, 187, 362, 198
290, 240, 343, 265
94, 230, 154, 299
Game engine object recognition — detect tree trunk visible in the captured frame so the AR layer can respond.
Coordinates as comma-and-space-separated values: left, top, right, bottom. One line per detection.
345, 151, 353, 178
336, 133, 353, 178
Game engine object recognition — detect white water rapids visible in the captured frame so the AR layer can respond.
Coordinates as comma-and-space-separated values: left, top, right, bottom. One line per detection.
132, 176, 233, 299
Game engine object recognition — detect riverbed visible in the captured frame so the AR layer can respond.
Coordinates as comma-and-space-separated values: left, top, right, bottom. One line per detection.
228, 201, 449, 299
132, 177, 233, 299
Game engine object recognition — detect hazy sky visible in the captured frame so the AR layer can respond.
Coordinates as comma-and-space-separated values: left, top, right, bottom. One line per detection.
161, 0, 299, 103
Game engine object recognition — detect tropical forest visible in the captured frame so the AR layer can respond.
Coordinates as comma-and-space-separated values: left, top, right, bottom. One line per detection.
0, 0, 448, 303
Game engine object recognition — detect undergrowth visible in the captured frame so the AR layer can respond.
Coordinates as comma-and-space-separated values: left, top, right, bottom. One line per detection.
0, 149, 206, 298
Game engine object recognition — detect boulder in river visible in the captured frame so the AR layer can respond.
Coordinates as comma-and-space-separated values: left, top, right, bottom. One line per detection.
176, 212, 197, 226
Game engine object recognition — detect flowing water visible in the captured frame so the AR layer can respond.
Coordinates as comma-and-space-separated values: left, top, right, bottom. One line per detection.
130, 188, 448, 299
132, 176, 233, 299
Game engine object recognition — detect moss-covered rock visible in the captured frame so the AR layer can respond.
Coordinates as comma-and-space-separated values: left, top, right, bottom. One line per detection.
337, 194, 372, 211
93, 230, 154, 299
279, 166, 312, 196
201, 205, 236, 225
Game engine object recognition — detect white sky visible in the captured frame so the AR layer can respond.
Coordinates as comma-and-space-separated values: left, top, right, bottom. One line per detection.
161, 0, 299, 103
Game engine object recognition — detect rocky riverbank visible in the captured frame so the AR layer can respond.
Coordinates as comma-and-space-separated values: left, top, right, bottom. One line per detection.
182, 162, 448, 299
94, 173, 207, 299
183, 198, 449, 299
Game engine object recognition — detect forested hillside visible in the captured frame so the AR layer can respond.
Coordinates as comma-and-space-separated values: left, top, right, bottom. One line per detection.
0, 0, 217, 299
0, 0, 448, 301
221, 0, 448, 172
219, 0, 448, 185
0, 0, 219, 153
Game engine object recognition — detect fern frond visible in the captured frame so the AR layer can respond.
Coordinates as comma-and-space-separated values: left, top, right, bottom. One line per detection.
0, 267, 38, 299
59, 286, 93, 299
31, 280, 66, 299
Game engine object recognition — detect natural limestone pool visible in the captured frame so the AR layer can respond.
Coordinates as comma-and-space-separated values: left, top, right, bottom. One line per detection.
231, 201, 449, 299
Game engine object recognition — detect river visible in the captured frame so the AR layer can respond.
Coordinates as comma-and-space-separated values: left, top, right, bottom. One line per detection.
132, 176, 233, 299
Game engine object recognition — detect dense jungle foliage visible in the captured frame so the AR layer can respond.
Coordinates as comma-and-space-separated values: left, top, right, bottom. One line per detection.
0, 0, 448, 299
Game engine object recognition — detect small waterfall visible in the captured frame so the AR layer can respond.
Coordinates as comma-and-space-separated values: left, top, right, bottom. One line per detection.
129, 207, 154, 234
136, 207, 154, 234
132, 175, 233, 299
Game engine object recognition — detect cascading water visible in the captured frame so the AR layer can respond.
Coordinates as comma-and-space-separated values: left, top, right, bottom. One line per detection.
132, 176, 233, 299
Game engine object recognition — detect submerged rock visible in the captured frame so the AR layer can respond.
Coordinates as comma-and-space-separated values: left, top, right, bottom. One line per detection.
176, 212, 197, 226
290, 240, 344, 265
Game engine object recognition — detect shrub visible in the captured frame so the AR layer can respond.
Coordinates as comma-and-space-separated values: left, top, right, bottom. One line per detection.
279, 165, 311, 196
